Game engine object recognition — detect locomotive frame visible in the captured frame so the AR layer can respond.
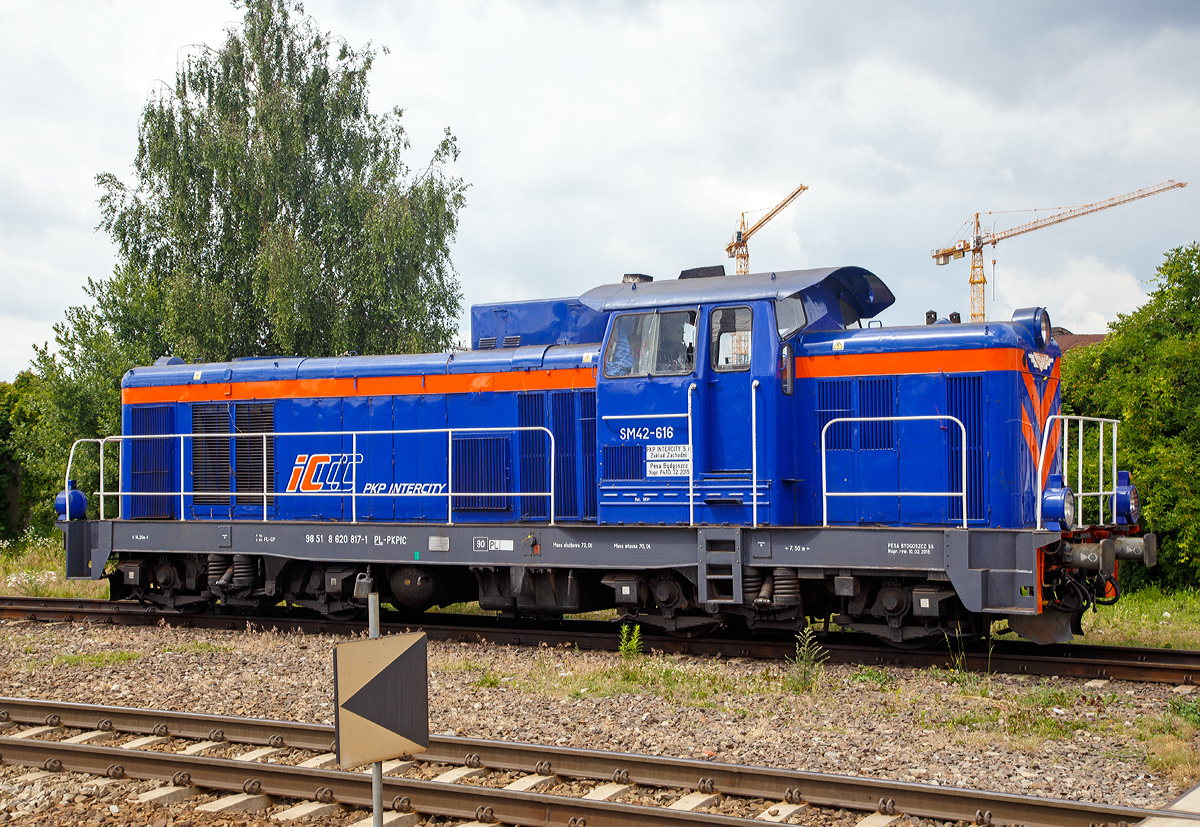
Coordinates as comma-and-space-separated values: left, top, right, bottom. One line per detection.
57, 265, 1156, 645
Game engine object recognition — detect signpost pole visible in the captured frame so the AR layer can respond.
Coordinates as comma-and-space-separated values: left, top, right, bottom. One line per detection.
368, 592, 382, 827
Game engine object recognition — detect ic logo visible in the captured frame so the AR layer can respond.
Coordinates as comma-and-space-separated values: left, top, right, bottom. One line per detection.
285, 453, 363, 493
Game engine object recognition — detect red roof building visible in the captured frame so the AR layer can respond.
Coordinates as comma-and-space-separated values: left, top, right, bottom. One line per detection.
1052, 327, 1106, 353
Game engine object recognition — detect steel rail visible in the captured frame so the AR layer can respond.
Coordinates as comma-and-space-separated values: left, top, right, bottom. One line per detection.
0, 737, 751, 827
3, 596, 1199, 685
0, 698, 1190, 827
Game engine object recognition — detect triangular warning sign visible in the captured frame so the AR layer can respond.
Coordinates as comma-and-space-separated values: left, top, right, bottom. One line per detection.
334, 632, 428, 768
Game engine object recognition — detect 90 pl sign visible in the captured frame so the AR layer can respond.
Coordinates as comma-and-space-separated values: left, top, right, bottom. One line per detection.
472, 537, 515, 552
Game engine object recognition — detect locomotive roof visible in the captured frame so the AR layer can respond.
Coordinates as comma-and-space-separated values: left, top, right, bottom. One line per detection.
578, 266, 894, 317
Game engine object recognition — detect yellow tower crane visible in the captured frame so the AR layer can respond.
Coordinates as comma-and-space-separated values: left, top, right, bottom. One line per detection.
933, 180, 1187, 323
725, 184, 808, 275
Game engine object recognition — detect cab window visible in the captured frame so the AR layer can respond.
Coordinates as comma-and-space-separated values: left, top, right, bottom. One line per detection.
653, 310, 697, 375
604, 310, 699, 378
710, 306, 752, 371
604, 313, 654, 377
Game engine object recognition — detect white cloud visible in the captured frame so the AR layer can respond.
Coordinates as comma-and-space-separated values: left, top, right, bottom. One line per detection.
991, 255, 1147, 333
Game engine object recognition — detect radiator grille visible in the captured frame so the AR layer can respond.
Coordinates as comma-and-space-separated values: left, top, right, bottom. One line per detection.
946, 374, 986, 521
602, 445, 644, 481
234, 403, 275, 506
130, 405, 174, 519
551, 391, 578, 518
517, 393, 547, 519
191, 403, 230, 507
858, 378, 895, 450
452, 435, 511, 511
579, 391, 597, 520
817, 379, 852, 450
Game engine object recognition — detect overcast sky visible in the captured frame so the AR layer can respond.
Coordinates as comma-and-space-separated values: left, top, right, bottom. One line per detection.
1, 1, 1197, 380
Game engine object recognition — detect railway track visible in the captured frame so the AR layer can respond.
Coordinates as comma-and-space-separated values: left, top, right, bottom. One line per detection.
2, 595, 1198, 685
0, 696, 1190, 826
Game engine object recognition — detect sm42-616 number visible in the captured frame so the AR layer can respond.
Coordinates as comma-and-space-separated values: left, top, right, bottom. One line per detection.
619, 426, 673, 440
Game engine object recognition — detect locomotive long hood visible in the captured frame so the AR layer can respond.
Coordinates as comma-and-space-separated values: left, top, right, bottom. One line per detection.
578, 266, 895, 318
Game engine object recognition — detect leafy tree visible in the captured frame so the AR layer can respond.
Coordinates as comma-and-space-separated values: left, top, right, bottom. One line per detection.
0, 380, 23, 539
97, 0, 465, 360
12, 0, 465, 530
1061, 243, 1200, 588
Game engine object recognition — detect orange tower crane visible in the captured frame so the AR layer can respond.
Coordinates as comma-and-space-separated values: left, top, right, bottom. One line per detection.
725, 184, 808, 275
933, 180, 1187, 323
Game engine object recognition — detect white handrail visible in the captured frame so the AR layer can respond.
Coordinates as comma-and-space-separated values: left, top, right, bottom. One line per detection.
1035, 414, 1120, 530
820, 415, 968, 529
688, 383, 696, 527
62, 439, 102, 521
751, 379, 760, 528
68, 426, 557, 526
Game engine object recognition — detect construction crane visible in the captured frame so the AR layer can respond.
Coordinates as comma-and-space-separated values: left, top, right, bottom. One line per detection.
933, 180, 1187, 323
725, 184, 808, 275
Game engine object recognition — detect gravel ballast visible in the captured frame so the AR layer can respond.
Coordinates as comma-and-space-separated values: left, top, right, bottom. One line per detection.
0, 617, 1194, 825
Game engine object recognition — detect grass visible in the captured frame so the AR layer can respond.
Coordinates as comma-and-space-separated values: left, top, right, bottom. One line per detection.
849, 665, 895, 689
0, 529, 108, 599
475, 668, 503, 688
1138, 700, 1200, 787
54, 650, 143, 668
1077, 585, 1200, 649
445, 645, 772, 706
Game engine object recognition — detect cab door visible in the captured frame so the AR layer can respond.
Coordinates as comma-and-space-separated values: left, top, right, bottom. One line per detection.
705, 305, 756, 473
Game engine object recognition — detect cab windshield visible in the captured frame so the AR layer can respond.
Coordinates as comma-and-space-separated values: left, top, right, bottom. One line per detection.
604, 310, 697, 377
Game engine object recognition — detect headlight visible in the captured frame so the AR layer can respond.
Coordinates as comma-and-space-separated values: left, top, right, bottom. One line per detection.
1010, 307, 1053, 349
1112, 470, 1139, 525
1042, 474, 1075, 530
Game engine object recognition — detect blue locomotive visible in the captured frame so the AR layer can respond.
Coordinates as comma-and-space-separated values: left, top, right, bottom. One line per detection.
57, 265, 1154, 644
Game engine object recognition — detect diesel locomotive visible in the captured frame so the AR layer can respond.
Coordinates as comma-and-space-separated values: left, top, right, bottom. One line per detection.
57, 264, 1155, 645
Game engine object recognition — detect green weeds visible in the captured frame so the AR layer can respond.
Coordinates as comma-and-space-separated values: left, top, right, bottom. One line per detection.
55, 650, 142, 668
475, 669, 502, 688
618, 623, 643, 660
849, 665, 894, 689
784, 626, 828, 694
1168, 696, 1200, 727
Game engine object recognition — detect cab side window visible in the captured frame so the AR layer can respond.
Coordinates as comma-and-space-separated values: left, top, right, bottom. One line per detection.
710, 306, 752, 371
653, 310, 697, 375
775, 292, 807, 338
